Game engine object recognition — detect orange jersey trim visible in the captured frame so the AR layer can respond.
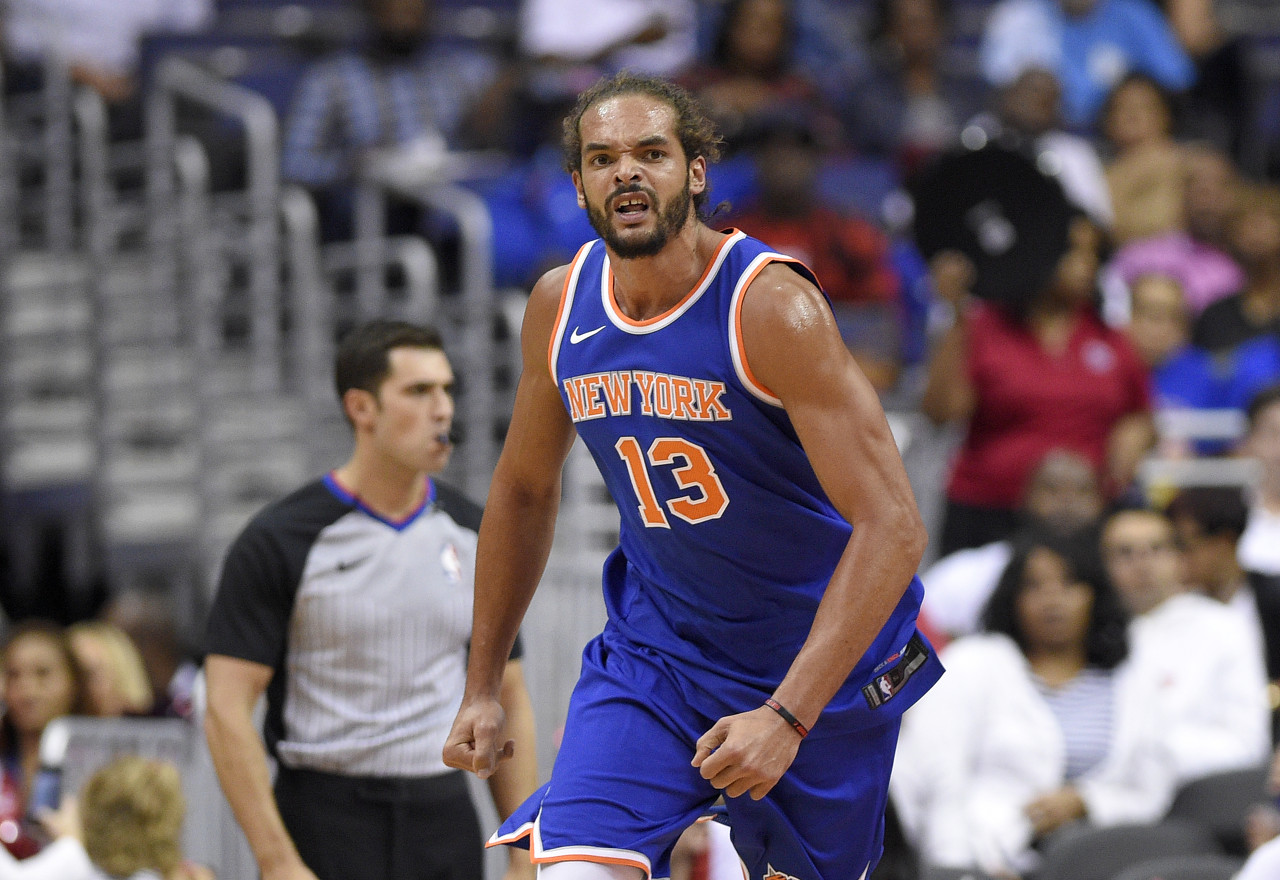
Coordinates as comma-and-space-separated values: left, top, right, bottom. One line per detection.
606, 230, 740, 328
548, 242, 595, 383
488, 816, 656, 877
730, 252, 819, 405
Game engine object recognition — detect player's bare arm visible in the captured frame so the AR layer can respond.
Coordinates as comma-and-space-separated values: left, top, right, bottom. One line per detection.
693, 263, 926, 799
443, 266, 578, 779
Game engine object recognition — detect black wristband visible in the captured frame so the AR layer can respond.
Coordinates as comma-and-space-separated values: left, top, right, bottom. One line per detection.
765, 697, 809, 738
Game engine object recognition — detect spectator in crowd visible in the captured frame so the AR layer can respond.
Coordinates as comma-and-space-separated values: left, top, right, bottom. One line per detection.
680, 0, 836, 153
1238, 386, 1280, 697
280, 0, 502, 240
101, 589, 197, 719
0, 755, 211, 880
1159, 0, 1249, 158
965, 67, 1114, 228
204, 321, 538, 880
923, 215, 1154, 555
512, 0, 697, 155
1105, 142, 1244, 320
1, 0, 212, 137
726, 112, 905, 391
1102, 74, 1185, 246
1238, 833, 1280, 880
1193, 182, 1280, 354
1167, 487, 1256, 609
923, 448, 1105, 639
979, 0, 1195, 132
893, 531, 1175, 877
1166, 487, 1269, 677
836, 0, 987, 174
1100, 507, 1271, 784
67, 621, 153, 719
0, 622, 87, 858
520, 0, 695, 84
1240, 384, 1280, 577
1123, 273, 1218, 416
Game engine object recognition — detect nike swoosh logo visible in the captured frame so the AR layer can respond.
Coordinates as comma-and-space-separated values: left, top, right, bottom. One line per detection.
569, 325, 605, 344
336, 555, 372, 572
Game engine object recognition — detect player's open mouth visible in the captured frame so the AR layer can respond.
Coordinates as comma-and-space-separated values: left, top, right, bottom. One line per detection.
613, 194, 651, 223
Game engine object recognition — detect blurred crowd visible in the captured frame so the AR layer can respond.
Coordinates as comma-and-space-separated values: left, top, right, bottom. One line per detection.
6, 0, 1280, 878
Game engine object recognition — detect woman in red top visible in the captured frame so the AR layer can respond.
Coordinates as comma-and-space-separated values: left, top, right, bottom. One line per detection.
923, 217, 1155, 556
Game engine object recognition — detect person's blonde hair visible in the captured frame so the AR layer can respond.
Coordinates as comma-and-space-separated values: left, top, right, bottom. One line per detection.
80, 756, 185, 878
69, 621, 154, 715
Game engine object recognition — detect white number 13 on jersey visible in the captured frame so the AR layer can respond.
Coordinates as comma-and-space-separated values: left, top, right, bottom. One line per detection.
615, 436, 729, 528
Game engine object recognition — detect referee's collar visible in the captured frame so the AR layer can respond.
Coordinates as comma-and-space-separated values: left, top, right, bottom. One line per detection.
322, 472, 435, 531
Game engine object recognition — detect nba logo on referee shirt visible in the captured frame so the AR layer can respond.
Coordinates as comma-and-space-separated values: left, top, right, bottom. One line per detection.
440, 542, 462, 585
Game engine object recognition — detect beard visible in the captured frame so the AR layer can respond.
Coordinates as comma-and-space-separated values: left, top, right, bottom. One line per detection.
585, 180, 693, 259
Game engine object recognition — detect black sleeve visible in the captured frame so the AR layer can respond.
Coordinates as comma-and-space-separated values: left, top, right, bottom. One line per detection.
433, 480, 484, 531
205, 519, 299, 670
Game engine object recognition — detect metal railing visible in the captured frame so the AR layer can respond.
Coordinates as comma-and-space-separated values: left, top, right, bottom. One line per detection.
145, 55, 282, 391
352, 166, 502, 497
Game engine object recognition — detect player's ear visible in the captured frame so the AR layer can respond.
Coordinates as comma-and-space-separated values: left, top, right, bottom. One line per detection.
688, 156, 707, 196
572, 170, 587, 209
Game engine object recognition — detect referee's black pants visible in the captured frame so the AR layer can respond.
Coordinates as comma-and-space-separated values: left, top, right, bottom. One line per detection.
274, 765, 484, 880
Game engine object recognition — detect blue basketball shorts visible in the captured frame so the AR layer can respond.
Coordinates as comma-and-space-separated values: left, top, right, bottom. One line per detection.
490, 630, 902, 880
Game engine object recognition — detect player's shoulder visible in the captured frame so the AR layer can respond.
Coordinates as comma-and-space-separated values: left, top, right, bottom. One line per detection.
431, 480, 483, 532
739, 258, 832, 338
525, 261, 577, 324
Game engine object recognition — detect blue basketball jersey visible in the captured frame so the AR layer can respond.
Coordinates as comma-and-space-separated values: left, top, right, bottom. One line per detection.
550, 230, 937, 728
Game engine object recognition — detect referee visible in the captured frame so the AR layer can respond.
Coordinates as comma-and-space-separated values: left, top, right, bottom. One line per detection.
204, 321, 537, 880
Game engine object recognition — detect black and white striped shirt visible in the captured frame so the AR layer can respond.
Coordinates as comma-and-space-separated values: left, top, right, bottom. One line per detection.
206, 474, 520, 778
1034, 667, 1115, 780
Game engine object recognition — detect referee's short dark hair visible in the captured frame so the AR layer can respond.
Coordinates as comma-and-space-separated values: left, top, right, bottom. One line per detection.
334, 320, 445, 401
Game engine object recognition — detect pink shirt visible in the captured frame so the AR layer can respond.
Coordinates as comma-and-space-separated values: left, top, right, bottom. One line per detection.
1110, 232, 1244, 315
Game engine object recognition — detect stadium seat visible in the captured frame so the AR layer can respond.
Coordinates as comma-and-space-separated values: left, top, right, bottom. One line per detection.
1110, 853, 1245, 880
919, 869, 996, 880
1166, 764, 1271, 857
1038, 820, 1221, 880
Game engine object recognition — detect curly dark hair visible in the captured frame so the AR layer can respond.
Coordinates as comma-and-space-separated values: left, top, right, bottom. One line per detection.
982, 528, 1130, 669
561, 72, 724, 218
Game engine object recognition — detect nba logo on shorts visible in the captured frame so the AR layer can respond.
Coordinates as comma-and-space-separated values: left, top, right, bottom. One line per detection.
764, 865, 801, 880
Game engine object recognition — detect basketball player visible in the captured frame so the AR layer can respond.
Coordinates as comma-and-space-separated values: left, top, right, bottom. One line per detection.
443, 74, 943, 880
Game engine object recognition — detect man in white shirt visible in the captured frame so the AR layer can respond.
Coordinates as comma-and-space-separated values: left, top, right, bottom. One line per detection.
1100, 508, 1270, 784
1166, 487, 1266, 663
1240, 385, 1280, 577
3, 0, 212, 102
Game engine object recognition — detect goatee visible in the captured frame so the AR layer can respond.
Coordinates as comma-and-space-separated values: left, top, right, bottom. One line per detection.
587, 181, 693, 259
